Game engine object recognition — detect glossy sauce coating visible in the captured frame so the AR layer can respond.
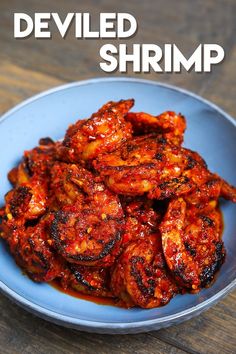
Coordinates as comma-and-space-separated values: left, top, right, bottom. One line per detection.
1, 99, 236, 308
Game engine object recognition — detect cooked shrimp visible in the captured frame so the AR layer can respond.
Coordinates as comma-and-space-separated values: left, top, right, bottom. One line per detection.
125, 111, 186, 145
1, 217, 64, 282
64, 264, 113, 298
111, 234, 179, 308
121, 197, 162, 245
4, 179, 48, 221
94, 134, 192, 197
50, 162, 85, 207
50, 164, 124, 266
220, 179, 236, 202
160, 198, 225, 290
5, 138, 58, 222
60, 99, 134, 163
8, 138, 58, 187
1, 98, 235, 308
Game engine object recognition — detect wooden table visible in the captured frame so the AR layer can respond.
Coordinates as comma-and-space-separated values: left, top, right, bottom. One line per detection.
0, 1, 235, 353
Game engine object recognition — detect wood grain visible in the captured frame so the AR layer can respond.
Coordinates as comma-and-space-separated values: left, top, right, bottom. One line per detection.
0, 0, 236, 353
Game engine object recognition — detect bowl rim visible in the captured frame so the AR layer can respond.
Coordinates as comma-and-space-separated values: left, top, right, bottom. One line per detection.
0, 76, 236, 330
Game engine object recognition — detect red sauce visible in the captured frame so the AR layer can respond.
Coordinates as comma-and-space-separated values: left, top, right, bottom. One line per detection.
49, 208, 225, 306
50, 280, 124, 307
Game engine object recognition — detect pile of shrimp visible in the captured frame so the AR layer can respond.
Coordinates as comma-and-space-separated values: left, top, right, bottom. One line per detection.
1, 99, 236, 308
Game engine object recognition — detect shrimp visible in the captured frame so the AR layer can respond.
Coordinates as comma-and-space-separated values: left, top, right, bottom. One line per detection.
8, 137, 58, 187
121, 197, 162, 245
1, 216, 64, 282
5, 138, 59, 222
64, 264, 113, 298
111, 234, 179, 308
125, 111, 186, 145
50, 164, 124, 266
50, 162, 85, 207
94, 134, 192, 197
160, 198, 225, 290
4, 180, 48, 221
60, 99, 134, 163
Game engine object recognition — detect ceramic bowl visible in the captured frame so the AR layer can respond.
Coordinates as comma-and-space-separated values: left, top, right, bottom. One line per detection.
0, 78, 235, 333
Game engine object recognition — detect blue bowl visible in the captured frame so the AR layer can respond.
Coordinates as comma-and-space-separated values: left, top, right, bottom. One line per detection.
0, 78, 236, 334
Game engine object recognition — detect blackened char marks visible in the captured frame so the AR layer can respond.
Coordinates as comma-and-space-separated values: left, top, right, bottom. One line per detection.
200, 215, 214, 226
200, 241, 226, 286
8, 186, 32, 217
130, 256, 155, 297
